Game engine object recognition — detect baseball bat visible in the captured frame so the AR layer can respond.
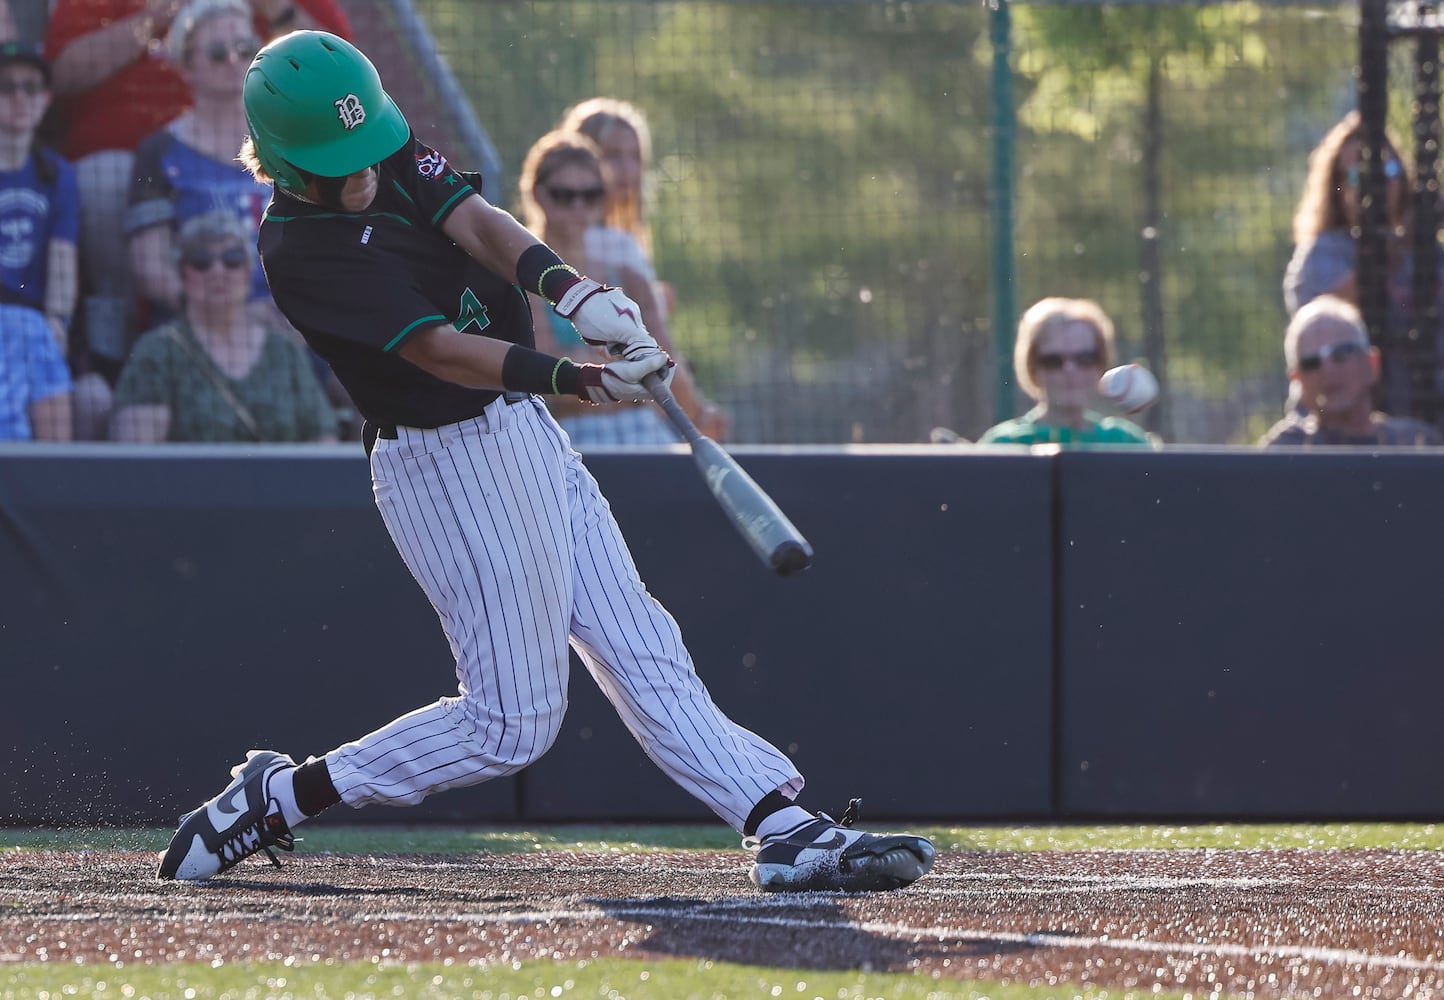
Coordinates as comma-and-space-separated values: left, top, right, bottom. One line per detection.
643, 372, 813, 576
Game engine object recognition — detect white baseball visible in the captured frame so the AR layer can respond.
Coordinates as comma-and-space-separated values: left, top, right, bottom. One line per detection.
1098, 364, 1159, 414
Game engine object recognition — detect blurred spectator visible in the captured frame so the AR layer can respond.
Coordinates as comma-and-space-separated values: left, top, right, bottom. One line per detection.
0, 40, 99, 438
45, 0, 350, 382
0, 41, 77, 350
1283, 110, 1439, 416
127, 0, 268, 320
0, 2, 15, 43
559, 98, 728, 438
559, 98, 659, 293
978, 297, 1154, 446
0, 304, 72, 440
109, 210, 335, 442
519, 128, 723, 446
1260, 295, 1442, 447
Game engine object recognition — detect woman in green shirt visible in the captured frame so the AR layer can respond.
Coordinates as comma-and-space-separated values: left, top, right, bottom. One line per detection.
979, 297, 1153, 447
110, 210, 336, 443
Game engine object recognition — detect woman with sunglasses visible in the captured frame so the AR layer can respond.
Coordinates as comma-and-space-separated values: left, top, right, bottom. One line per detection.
559, 98, 729, 440
1283, 111, 1435, 417
519, 129, 720, 445
126, 0, 272, 323
109, 209, 335, 441
978, 297, 1153, 447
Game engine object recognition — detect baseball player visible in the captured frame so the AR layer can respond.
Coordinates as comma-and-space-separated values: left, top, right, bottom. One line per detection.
156, 31, 935, 894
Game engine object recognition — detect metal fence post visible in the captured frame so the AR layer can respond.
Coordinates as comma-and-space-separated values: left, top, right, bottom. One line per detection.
990, 0, 1018, 424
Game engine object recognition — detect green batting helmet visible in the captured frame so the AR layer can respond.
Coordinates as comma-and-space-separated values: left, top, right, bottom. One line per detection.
244, 31, 410, 193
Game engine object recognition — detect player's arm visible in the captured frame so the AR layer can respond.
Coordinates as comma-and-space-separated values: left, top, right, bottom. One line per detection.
440, 194, 664, 363
397, 322, 671, 405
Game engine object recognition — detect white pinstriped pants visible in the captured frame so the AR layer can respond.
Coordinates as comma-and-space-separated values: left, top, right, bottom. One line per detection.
324, 395, 803, 831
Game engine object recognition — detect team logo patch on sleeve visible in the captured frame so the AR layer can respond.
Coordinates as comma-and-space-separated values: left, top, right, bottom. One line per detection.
415, 150, 448, 179
335, 94, 366, 130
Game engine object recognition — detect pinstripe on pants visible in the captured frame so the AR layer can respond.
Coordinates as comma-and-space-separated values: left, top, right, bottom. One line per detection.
324, 395, 803, 831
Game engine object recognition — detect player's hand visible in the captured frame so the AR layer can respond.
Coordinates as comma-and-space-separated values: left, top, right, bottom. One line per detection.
555, 279, 658, 357
575, 349, 675, 404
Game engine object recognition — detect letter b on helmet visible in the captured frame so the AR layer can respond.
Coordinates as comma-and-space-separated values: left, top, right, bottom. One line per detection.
244, 31, 410, 192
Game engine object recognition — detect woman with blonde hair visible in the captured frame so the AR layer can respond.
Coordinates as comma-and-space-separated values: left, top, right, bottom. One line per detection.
978, 297, 1152, 446
559, 96, 653, 255
519, 128, 725, 445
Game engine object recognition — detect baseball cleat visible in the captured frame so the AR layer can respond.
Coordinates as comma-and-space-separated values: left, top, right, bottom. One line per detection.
156, 749, 297, 881
746, 798, 936, 893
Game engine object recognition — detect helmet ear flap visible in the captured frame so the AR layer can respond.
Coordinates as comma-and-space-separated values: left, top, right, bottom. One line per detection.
253, 136, 305, 193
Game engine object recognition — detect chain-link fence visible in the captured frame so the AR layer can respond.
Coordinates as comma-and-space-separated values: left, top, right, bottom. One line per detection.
386, 0, 1386, 443
50, 0, 1425, 444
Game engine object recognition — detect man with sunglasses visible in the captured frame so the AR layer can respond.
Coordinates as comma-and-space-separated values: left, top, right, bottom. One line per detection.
1261, 295, 1443, 447
155, 30, 937, 896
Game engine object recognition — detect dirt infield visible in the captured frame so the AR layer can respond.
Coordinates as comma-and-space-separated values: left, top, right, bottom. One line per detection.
3, 847, 1441, 997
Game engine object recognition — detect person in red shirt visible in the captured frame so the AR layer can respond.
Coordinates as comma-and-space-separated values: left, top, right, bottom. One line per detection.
44, 0, 350, 405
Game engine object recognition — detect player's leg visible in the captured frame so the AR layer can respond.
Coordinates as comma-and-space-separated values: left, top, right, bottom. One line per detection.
323, 400, 576, 806
560, 444, 934, 892
159, 398, 576, 880
560, 446, 801, 830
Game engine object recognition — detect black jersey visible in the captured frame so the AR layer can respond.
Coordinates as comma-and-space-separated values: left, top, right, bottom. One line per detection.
258, 137, 534, 430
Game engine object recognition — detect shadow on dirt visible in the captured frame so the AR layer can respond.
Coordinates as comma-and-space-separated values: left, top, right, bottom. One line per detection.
590, 895, 1033, 973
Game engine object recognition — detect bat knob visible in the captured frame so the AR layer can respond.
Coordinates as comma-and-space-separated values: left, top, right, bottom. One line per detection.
770, 541, 813, 577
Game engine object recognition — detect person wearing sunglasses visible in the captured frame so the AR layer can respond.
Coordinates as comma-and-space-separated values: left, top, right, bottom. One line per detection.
125, 0, 265, 324
519, 128, 726, 446
0, 40, 79, 442
109, 209, 335, 442
1283, 111, 1435, 419
43, 0, 350, 406
558, 98, 728, 441
978, 297, 1154, 447
1260, 295, 1442, 447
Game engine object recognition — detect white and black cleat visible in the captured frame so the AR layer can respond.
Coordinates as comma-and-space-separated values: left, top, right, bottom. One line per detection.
746, 799, 936, 893
157, 749, 297, 881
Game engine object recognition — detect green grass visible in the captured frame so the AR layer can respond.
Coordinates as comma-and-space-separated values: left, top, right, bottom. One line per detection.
0, 957, 1188, 1000
2, 822, 1442, 855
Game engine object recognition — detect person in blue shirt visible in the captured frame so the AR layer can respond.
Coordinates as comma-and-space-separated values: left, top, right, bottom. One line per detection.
0, 40, 78, 349
0, 39, 76, 440
125, 0, 269, 321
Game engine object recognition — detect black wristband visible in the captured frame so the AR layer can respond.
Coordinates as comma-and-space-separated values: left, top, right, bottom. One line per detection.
501, 344, 580, 396
516, 243, 581, 304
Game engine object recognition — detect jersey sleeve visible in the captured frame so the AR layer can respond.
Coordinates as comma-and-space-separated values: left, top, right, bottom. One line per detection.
394, 138, 481, 230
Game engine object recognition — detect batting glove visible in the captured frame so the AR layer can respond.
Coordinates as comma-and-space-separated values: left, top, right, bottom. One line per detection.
555, 279, 659, 358
575, 348, 675, 404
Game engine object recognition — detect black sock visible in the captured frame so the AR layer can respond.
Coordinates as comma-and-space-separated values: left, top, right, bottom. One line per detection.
743, 789, 794, 837
293, 757, 342, 817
